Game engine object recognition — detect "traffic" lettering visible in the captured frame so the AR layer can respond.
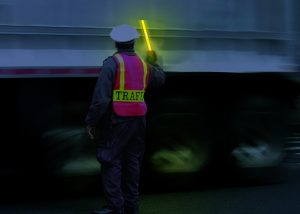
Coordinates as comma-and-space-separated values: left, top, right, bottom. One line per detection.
113, 90, 145, 102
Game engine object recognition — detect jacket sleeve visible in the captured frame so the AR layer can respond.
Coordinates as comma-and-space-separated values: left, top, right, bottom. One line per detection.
85, 57, 116, 126
148, 63, 166, 88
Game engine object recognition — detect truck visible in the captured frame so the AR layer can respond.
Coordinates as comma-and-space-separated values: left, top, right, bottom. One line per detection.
1, 0, 300, 193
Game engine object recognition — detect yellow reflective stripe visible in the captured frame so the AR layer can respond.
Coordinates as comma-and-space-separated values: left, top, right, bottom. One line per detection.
113, 90, 145, 102
141, 59, 148, 90
114, 53, 125, 90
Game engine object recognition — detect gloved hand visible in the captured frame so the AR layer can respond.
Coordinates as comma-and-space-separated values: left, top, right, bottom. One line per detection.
86, 125, 95, 140
146, 50, 157, 65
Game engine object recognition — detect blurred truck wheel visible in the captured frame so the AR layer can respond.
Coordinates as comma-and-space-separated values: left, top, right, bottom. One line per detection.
147, 114, 212, 174
228, 95, 289, 183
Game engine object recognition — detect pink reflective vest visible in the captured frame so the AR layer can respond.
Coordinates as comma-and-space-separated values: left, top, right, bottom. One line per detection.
112, 53, 150, 116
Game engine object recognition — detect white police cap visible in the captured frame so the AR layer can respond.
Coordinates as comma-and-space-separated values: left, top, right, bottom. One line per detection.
110, 24, 140, 42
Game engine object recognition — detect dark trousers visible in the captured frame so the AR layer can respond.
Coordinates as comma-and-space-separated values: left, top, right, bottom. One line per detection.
96, 117, 146, 214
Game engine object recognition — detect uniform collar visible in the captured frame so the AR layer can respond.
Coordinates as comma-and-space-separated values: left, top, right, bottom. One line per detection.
117, 48, 136, 56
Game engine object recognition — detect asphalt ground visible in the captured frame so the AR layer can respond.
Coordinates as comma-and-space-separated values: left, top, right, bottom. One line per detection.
0, 165, 300, 214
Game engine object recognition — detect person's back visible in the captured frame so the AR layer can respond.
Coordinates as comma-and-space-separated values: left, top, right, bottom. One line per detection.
85, 24, 165, 214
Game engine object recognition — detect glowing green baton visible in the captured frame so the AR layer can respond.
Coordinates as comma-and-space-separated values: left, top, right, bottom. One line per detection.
140, 19, 153, 51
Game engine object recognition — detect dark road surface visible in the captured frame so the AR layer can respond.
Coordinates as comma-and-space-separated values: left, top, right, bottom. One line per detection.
1, 165, 300, 214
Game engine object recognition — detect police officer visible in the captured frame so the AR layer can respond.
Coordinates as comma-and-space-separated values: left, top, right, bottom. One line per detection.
85, 24, 165, 214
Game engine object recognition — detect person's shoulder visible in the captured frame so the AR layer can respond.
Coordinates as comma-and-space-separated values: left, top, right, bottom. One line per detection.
103, 55, 117, 66
102, 55, 118, 72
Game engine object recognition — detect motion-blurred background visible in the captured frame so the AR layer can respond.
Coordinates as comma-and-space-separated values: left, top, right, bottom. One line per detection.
1, 0, 300, 199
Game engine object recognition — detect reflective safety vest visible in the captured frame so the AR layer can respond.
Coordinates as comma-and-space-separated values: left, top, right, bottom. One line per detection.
112, 53, 149, 116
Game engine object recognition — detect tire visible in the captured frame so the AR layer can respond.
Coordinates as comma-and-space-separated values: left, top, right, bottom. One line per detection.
228, 95, 289, 183
143, 112, 214, 191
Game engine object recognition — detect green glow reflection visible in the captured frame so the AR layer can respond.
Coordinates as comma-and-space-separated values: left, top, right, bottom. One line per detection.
151, 144, 208, 173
